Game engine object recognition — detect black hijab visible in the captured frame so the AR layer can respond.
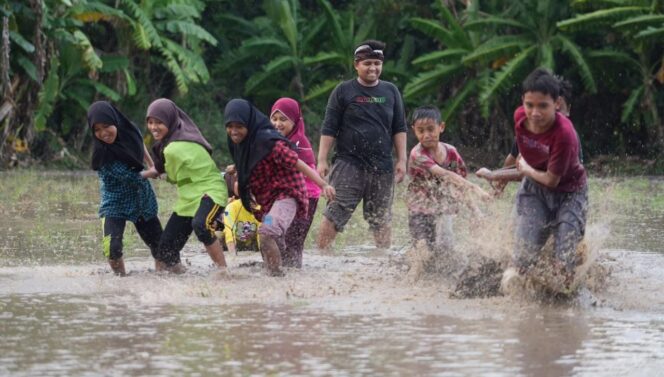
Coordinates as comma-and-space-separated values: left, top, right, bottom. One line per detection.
88, 101, 144, 171
146, 98, 213, 174
224, 99, 290, 212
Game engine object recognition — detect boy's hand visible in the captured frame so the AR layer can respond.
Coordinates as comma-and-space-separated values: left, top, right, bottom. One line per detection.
322, 184, 336, 201
475, 167, 492, 180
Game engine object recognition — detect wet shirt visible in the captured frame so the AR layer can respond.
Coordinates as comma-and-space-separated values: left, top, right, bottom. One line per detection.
223, 199, 260, 248
248, 141, 309, 221
321, 79, 407, 173
98, 160, 158, 222
514, 106, 586, 192
163, 141, 227, 217
407, 142, 467, 215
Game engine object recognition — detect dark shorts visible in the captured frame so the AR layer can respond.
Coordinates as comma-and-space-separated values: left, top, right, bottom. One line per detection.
323, 159, 394, 232
513, 178, 588, 272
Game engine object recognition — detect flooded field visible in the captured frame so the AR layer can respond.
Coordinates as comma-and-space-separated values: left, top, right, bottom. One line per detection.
0, 171, 663, 376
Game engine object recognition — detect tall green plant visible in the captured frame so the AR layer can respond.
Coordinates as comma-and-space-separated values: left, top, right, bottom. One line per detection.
558, 0, 664, 150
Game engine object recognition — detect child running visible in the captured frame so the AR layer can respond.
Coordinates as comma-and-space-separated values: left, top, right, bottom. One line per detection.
270, 97, 320, 268
221, 172, 261, 255
143, 98, 227, 274
407, 106, 489, 253
87, 101, 163, 276
504, 68, 588, 290
224, 99, 335, 276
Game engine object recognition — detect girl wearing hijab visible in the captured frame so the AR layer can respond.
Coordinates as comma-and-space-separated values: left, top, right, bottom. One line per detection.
88, 101, 163, 276
224, 99, 335, 276
270, 98, 320, 268
143, 98, 227, 274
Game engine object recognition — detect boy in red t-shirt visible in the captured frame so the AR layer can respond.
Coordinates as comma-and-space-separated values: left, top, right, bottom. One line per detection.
407, 106, 489, 254
505, 68, 588, 290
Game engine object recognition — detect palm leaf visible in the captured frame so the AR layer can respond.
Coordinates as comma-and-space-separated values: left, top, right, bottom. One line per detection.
17, 55, 38, 82
162, 20, 217, 46
403, 63, 463, 99
557, 6, 649, 30
35, 58, 60, 132
241, 36, 290, 52
441, 80, 477, 125
123, 68, 136, 96
409, 18, 457, 48
99, 56, 129, 73
160, 48, 188, 93
303, 52, 344, 66
412, 49, 466, 66
462, 35, 531, 64
621, 84, 644, 122
121, 0, 161, 49
539, 43, 555, 71
8, 31, 35, 53
72, 30, 103, 73
317, 0, 345, 48
304, 79, 339, 101
77, 79, 121, 101
557, 35, 597, 93
162, 38, 210, 82
614, 14, 664, 28
635, 26, 664, 39
587, 49, 641, 71
464, 16, 530, 31
245, 55, 298, 94
162, 4, 200, 19
479, 45, 535, 117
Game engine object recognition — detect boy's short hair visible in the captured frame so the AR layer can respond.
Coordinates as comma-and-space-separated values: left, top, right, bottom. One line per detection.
355, 39, 385, 52
557, 76, 573, 103
522, 68, 560, 100
411, 106, 442, 125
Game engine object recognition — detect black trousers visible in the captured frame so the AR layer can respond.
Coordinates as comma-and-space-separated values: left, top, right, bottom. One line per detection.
103, 216, 163, 260
156, 195, 224, 266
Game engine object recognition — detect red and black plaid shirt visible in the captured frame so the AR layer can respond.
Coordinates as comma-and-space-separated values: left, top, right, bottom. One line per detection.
249, 141, 309, 221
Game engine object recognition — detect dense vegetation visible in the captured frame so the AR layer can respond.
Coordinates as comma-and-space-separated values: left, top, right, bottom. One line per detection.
1, 0, 662, 169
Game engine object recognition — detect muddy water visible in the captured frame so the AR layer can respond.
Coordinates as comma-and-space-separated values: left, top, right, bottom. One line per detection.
0, 172, 663, 376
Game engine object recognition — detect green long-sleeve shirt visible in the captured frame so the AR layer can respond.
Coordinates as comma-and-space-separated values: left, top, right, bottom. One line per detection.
164, 141, 226, 216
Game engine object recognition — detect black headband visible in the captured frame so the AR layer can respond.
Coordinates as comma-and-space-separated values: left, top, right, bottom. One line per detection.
354, 44, 384, 61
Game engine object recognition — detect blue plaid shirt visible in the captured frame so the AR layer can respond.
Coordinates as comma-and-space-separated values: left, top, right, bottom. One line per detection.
98, 161, 158, 223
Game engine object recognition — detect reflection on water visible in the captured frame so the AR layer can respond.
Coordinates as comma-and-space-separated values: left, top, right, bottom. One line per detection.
1, 172, 664, 375
1, 295, 663, 376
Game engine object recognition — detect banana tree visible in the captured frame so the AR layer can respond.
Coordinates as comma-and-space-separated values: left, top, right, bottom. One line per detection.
461, 0, 598, 117
558, 0, 664, 150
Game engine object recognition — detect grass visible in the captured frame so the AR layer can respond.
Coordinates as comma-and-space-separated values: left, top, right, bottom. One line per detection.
0, 170, 661, 266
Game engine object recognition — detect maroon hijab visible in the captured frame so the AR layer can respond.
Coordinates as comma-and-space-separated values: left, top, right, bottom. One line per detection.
270, 97, 316, 167
146, 98, 213, 173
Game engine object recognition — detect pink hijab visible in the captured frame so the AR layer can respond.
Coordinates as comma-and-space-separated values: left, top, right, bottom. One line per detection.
270, 98, 316, 167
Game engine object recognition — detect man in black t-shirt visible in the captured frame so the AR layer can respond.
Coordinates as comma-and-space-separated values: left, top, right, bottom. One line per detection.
316, 40, 408, 250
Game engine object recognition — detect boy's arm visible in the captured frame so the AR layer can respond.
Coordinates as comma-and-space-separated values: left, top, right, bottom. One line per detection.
429, 165, 490, 199
517, 156, 560, 188
296, 159, 336, 201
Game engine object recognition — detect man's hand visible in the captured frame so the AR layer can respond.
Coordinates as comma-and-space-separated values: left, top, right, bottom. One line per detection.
317, 160, 329, 179
394, 159, 406, 183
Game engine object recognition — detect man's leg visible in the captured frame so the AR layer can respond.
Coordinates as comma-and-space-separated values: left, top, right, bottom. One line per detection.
318, 160, 364, 251
363, 170, 395, 249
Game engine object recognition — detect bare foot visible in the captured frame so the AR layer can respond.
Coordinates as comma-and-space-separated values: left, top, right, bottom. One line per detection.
165, 263, 186, 274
